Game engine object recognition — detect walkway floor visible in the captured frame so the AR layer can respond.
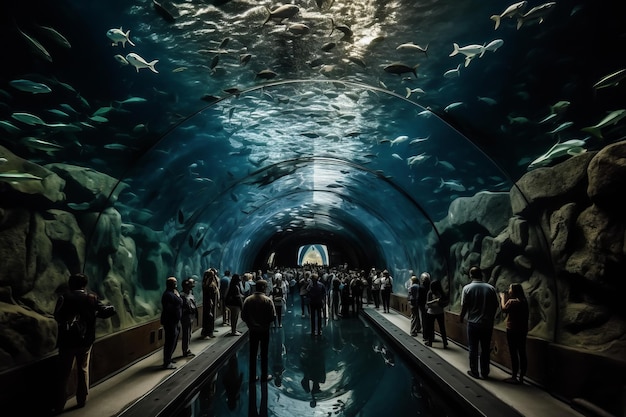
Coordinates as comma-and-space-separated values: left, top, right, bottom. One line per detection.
59, 306, 584, 417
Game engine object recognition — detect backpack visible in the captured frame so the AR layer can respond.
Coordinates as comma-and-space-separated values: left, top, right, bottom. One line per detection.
62, 313, 87, 345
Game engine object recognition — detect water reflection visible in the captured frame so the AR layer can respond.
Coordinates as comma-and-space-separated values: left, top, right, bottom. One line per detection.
173, 300, 463, 417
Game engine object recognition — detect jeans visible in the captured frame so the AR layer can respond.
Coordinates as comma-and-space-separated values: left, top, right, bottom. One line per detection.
56, 345, 92, 411
163, 322, 180, 365
506, 329, 528, 379
467, 322, 493, 376
249, 330, 270, 380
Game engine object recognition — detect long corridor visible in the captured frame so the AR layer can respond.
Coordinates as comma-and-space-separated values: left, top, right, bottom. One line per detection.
60, 300, 583, 417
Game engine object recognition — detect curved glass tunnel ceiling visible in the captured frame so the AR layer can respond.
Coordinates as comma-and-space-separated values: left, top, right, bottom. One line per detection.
115, 81, 512, 273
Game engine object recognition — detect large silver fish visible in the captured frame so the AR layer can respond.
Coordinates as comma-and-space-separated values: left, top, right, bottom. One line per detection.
262, 5, 299, 26
516, 2, 556, 29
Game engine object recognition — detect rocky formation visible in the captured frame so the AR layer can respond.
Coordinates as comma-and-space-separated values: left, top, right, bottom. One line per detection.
429, 141, 626, 360
0, 145, 172, 371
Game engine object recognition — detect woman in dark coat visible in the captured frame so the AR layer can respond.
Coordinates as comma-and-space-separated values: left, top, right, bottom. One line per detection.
500, 283, 529, 384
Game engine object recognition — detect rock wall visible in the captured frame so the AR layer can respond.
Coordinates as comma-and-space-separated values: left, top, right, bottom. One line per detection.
0, 145, 171, 371
429, 141, 626, 361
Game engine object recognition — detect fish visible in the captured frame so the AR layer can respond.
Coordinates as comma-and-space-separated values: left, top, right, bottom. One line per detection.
478, 96, 497, 105
550, 100, 571, 115
9, 79, 51, 94
490, 1, 528, 29
0, 172, 43, 182
37, 25, 71, 48
391, 153, 403, 161
405, 87, 425, 99
107, 27, 135, 47
0, 121, 22, 134
126, 53, 158, 73
528, 139, 587, 170
20, 137, 63, 154
11, 112, 46, 126
482, 39, 504, 56
440, 178, 466, 192
444, 102, 465, 112
538, 113, 558, 124
262, 5, 299, 26
347, 56, 367, 68
115, 97, 148, 105
407, 153, 431, 166
16, 23, 52, 62
329, 19, 353, 39
384, 62, 419, 77
581, 109, 626, 139
288, 23, 310, 35
218, 37, 231, 49
593, 68, 626, 90
389, 135, 409, 146
152, 0, 176, 23
396, 42, 428, 56
449, 43, 484, 58
517, 2, 557, 29
443, 64, 461, 78
114, 54, 129, 65
256, 69, 278, 79
321, 42, 336, 52
548, 121, 573, 134
239, 54, 252, 66
210, 54, 219, 70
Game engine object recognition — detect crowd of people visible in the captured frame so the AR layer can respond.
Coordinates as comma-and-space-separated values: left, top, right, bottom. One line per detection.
50, 264, 528, 414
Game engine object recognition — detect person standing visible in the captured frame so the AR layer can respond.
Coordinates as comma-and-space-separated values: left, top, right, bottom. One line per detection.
380, 270, 393, 313
298, 271, 311, 318
460, 266, 499, 379
242, 280, 276, 383
224, 273, 244, 336
220, 270, 232, 326
424, 280, 448, 348
417, 273, 431, 342
52, 273, 116, 414
180, 277, 198, 357
371, 269, 382, 309
271, 275, 286, 327
161, 276, 183, 369
201, 268, 219, 339
307, 273, 327, 336
500, 283, 529, 384
408, 275, 421, 336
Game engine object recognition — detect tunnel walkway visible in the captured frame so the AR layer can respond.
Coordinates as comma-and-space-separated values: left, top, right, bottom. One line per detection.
61, 306, 583, 417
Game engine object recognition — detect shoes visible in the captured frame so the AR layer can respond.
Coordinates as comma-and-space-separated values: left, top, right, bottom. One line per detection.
279, 324, 283, 327
467, 370, 480, 379
317, 331, 322, 336
424, 342, 432, 347
255, 375, 273, 382
209, 335, 216, 338
163, 363, 177, 369
231, 331, 242, 336
411, 333, 418, 337
443, 342, 448, 349
183, 351, 195, 357
504, 377, 520, 384
300, 378, 310, 393
200, 335, 210, 340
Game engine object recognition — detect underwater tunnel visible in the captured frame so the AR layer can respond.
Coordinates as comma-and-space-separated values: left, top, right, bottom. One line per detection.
1, 0, 625, 415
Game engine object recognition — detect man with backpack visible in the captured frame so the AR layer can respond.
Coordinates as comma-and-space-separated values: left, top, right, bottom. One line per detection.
52, 273, 116, 414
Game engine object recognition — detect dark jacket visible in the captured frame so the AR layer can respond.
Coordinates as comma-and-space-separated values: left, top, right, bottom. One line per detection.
54, 289, 114, 349
161, 289, 183, 326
